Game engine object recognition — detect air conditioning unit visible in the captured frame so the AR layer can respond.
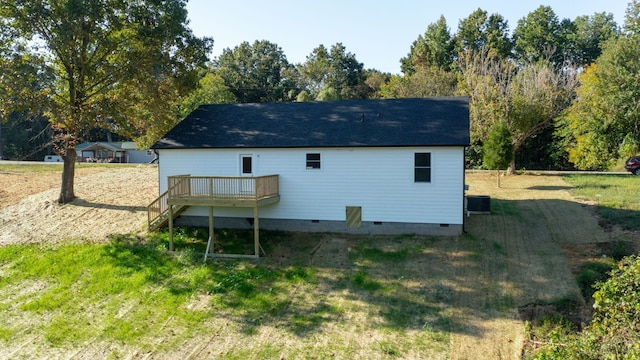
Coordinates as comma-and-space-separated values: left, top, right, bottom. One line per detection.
466, 195, 491, 215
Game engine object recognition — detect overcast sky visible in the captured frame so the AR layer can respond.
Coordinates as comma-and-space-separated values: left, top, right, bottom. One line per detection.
186, 0, 630, 74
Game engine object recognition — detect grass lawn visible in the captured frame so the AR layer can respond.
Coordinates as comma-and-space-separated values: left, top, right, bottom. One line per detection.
0, 230, 453, 359
564, 174, 640, 231
1, 171, 637, 359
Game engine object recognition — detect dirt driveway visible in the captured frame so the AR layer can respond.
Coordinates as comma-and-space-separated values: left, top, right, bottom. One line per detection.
0, 165, 158, 245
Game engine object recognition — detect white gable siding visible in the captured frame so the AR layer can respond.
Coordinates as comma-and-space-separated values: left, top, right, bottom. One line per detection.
157, 147, 464, 225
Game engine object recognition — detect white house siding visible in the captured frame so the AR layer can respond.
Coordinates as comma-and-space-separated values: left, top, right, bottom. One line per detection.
127, 150, 156, 164
158, 147, 464, 226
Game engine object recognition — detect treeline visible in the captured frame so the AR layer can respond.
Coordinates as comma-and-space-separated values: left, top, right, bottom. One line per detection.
181, 2, 639, 171
2, 2, 640, 171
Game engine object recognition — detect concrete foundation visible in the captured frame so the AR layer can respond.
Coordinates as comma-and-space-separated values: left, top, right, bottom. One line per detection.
175, 216, 462, 236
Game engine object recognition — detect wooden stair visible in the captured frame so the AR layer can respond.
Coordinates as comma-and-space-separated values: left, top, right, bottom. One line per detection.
147, 190, 187, 231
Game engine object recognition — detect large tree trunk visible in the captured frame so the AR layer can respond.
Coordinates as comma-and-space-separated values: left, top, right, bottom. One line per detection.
506, 158, 516, 175
58, 147, 77, 204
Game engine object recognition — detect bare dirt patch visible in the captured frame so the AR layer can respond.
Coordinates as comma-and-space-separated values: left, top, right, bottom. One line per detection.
0, 166, 109, 209
0, 165, 158, 245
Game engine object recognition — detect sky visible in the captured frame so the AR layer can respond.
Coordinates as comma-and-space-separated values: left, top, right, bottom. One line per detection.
185, 0, 631, 74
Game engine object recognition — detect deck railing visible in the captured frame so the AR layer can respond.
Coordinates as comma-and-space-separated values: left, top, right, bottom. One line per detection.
147, 190, 168, 229
167, 175, 279, 200
147, 174, 192, 230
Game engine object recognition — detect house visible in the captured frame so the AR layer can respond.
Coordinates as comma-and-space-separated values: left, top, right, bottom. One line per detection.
76, 141, 156, 163
149, 97, 470, 252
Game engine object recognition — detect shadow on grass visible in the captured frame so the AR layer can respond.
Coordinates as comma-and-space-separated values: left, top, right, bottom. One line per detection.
71, 198, 147, 212
98, 229, 481, 340
101, 192, 639, 342
595, 206, 640, 231
114, 229, 486, 339
526, 185, 574, 191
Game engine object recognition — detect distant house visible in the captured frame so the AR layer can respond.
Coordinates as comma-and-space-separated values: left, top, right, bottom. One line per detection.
76, 142, 156, 163
150, 97, 470, 242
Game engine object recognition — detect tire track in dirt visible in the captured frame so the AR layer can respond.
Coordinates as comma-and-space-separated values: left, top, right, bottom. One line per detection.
448, 174, 611, 359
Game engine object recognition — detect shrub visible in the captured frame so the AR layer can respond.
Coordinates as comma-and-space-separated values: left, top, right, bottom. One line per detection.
576, 261, 614, 298
603, 241, 635, 261
533, 256, 640, 359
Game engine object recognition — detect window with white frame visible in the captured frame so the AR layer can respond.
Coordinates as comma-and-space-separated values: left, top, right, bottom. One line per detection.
306, 153, 321, 169
414, 152, 431, 182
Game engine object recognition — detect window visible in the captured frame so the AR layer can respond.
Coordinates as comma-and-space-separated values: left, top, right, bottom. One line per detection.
242, 155, 252, 175
414, 153, 431, 182
306, 153, 321, 169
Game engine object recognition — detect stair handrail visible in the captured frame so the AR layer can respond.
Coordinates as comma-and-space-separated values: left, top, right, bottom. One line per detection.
147, 174, 190, 230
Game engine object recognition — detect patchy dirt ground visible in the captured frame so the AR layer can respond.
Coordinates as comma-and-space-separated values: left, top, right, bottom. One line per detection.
0, 167, 632, 359
453, 172, 614, 359
0, 165, 158, 245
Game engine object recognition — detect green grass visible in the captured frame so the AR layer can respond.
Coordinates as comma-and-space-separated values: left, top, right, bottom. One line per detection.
0, 229, 452, 357
564, 174, 640, 231
0, 232, 316, 349
0, 162, 135, 173
575, 260, 615, 298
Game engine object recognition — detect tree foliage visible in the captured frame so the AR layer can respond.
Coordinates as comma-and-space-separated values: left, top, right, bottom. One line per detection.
455, 8, 512, 59
460, 50, 577, 172
298, 43, 368, 100
560, 3, 640, 170
401, 15, 455, 74
566, 12, 619, 66
215, 40, 298, 103
379, 66, 457, 98
179, 71, 236, 117
482, 120, 513, 170
533, 256, 640, 359
0, 0, 212, 203
513, 6, 566, 64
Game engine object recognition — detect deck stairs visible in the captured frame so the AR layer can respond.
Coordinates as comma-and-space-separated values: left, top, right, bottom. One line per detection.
147, 190, 187, 231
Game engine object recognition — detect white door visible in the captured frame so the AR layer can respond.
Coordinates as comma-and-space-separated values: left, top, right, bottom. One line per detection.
240, 154, 254, 193
240, 154, 253, 176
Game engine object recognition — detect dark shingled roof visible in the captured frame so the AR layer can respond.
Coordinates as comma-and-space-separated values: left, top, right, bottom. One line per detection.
152, 97, 470, 149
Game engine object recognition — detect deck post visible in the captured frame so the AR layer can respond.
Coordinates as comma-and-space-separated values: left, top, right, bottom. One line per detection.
208, 206, 214, 254
168, 205, 174, 252
254, 206, 259, 257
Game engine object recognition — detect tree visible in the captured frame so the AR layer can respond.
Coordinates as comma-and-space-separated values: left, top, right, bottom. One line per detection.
0, 111, 52, 161
298, 43, 368, 100
379, 66, 457, 98
506, 61, 577, 172
179, 71, 236, 117
565, 12, 619, 67
0, 0, 212, 203
455, 8, 512, 59
401, 15, 455, 74
624, 0, 640, 34
513, 6, 565, 63
0, 47, 51, 160
215, 40, 298, 103
459, 50, 577, 172
483, 120, 512, 186
363, 70, 391, 99
458, 49, 516, 150
559, 1, 640, 170
560, 38, 640, 169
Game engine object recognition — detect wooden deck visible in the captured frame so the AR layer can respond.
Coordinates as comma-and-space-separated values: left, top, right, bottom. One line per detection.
147, 175, 280, 258
166, 175, 280, 207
